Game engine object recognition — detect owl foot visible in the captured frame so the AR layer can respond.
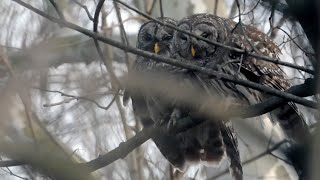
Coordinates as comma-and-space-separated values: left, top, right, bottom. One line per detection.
167, 109, 182, 133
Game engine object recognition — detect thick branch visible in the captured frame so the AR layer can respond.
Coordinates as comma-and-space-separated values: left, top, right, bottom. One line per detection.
0, 160, 24, 167
93, 0, 105, 32
233, 78, 317, 118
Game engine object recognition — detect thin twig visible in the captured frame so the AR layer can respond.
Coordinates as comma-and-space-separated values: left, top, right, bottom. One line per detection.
209, 140, 288, 179
159, 0, 164, 18
36, 87, 119, 111
0, 167, 28, 180
146, 0, 157, 15
48, 0, 65, 20
229, 0, 261, 19
113, 0, 130, 66
93, 0, 122, 88
213, 0, 219, 15
275, 27, 315, 56
71, 0, 94, 21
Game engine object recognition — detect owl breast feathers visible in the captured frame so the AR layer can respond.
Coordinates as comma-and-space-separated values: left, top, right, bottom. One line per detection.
126, 13, 309, 180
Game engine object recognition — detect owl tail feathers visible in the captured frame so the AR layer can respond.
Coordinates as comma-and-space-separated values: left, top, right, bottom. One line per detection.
152, 134, 187, 171
220, 124, 243, 180
272, 102, 311, 144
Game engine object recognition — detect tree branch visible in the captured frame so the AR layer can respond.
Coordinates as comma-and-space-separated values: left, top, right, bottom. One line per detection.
71, 0, 94, 21
209, 140, 288, 179
48, 0, 65, 20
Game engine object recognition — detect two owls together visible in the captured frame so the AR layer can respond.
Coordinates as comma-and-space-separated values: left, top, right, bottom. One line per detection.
124, 13, 310, 180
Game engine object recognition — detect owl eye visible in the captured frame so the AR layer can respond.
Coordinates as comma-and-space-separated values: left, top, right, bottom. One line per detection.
144, 33, 153, 41
179, 34, 188, 41
201, 32, 211, 38
162, 35, 173, 41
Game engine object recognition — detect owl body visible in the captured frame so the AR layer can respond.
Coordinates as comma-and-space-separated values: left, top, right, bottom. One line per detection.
129, 13, 309, 180
223, 16, 310, 143
173, 13, 309, 144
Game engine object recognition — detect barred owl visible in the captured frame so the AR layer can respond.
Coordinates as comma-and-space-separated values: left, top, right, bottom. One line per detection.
171, 13, 310, 178
174, 13, 310, 142
124, 17, 177, 127
124, 17, 189, 169
172, 14, 252, 180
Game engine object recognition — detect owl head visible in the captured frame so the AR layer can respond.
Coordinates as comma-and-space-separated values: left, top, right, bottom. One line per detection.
135, 17, 180, 74
137, 17, 177, 57
173, 14, 229, 66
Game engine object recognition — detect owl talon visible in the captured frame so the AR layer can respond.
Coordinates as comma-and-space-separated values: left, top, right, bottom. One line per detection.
167, 109, 181, 133
159, 118, 168, 126
167, 117, 177, 133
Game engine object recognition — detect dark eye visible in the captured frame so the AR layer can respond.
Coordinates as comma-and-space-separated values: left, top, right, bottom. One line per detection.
179, 34, 188, 41
229, 51, 242, 59
144, 33, 152, 41
201, 32, 211, 38
162, 35, 173, 41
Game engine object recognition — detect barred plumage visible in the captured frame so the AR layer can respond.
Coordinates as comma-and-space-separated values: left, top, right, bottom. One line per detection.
225, 16, 310, 143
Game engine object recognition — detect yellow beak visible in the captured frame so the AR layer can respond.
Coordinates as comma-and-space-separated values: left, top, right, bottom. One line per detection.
154, 43, 160, 54
191, 46, 196, 57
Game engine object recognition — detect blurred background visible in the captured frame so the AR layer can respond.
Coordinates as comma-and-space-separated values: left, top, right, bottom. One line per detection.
0, 0, 318, 179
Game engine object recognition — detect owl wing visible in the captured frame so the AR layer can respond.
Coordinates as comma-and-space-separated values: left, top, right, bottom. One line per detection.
227, 22, 310, 143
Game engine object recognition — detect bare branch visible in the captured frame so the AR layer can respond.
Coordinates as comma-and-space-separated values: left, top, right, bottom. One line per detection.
146, 0, 157, 15
92, 0, 122, 89
209, 140, 288, 179
229, 0, 261, 19
48, 0, 65, 20
0, 160, 24, 167
113, 1, 130, 66
71, 0, 94, 21
93, 0, 105, 32
35, 88, 120, 111
274, 26, 315, 56
159, 0, 164, 18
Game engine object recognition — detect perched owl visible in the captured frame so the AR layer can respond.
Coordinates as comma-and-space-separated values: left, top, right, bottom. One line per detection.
124, 17, 177, 127
171, 14, 254, 180
171, 13, 310, 178
124, 17, 190, 169
189, 14, 310, 142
